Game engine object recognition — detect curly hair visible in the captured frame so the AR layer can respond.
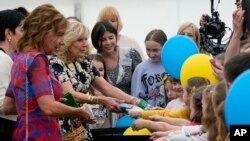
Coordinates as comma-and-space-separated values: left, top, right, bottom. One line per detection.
17, 4, 67, 52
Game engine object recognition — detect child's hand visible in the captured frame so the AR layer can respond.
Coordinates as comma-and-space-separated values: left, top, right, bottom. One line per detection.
149, 115, 165, 121
127, 107, 143, 117
150, 106, 164, 110
150, 131, 170, 141
131, 119, 149, 131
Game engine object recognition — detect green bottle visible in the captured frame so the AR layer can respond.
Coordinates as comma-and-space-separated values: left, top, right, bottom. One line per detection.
138, 99, 152, 110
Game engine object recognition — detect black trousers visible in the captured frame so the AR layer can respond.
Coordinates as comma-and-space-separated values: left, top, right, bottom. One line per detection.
0, 117, 16, 141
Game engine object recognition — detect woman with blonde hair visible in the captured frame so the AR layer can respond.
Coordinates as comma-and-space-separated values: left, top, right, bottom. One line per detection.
3, 4, 95, 140
50, 18, 140, 140
51, 18, 137, 110
177, 22, 201, 51
97, 6, 145, 59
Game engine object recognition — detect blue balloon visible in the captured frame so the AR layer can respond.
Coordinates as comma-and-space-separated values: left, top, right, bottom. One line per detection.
115, 115, 135, 127
161, 35, 199, 79
225, 70, 250, 129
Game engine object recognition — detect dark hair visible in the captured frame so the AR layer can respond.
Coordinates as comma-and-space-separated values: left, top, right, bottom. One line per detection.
242, 0, 250, 39
145, 29, 167, 46
224, 52, 250, 83
91, 21, 117, 53
88, 54, 107, 80
0, 9, 25, 41
172, 78, 180, 83
14, 7, 29, 17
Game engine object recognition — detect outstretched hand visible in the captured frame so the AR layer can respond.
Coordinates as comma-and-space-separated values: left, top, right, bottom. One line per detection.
127, 107, 144, 118
149, 115, 165, 122
131, 118, 149, 131
150, 131, 170, 141
77, 107, 96, 124
101, 96, 124, 113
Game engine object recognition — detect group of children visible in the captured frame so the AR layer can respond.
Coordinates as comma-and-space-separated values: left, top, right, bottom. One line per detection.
86, 36, 228, 140
87, 47, 229, 141
127, 77, 228, 141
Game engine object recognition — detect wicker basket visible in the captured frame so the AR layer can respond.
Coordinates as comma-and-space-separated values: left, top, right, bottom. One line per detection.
63, 120, 85, 141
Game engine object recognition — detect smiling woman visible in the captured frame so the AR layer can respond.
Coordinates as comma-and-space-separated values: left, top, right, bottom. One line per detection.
49, 18, 141, 141
91, 21, 142, 95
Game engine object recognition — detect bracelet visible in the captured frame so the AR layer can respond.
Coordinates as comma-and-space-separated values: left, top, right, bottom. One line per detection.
88, 95, 92, 102
88, 95, 94, 103
92, 96, 99, 104
90, 96, 94, 103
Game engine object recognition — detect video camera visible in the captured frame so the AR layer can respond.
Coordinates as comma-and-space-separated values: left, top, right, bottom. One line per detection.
199, 0, 228, 56
200, 11, 225, 39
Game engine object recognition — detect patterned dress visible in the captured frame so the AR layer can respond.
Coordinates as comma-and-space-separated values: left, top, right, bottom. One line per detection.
49, 56, 100, 141
6, 51, 63, 141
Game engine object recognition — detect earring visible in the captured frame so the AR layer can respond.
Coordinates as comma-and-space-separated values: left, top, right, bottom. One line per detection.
8, 38, 11, 42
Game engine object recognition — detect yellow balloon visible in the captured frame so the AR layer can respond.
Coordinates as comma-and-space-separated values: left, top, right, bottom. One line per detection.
180, 54, 219, 87
123, 127, 151, 136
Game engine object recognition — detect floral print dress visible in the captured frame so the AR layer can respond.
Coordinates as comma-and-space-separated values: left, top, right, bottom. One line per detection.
49, 56, 100, 141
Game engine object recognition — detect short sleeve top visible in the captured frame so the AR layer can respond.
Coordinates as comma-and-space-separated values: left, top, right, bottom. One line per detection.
6, 51, 63, 140
49, 56, 100, 93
